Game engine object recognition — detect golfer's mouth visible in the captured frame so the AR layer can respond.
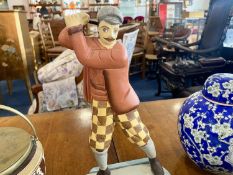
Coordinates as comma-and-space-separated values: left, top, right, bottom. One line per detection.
104, 38, 115, 42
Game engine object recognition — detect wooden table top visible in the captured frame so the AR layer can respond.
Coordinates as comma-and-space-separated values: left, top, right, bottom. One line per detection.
0, 98, 214, 175
113, 98, 214, 175
0, 108, 118, 175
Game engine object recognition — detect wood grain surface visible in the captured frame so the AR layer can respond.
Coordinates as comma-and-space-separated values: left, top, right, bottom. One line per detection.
0, 108, 118, 175
113, 98, 214, 175
0, 98, 215, 175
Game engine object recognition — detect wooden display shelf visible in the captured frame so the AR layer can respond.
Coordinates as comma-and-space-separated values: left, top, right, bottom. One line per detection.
29, 11, 61, 14
88, 3, 118, 6
29, 3, 62, 7
63, 7, 89, 10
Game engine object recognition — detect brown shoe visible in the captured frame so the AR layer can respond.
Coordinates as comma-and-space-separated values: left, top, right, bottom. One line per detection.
96, 168, 111, 175
149, 158, 164, 175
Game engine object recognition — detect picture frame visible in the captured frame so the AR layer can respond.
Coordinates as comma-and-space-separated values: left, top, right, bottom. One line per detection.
158, 2, 183, 29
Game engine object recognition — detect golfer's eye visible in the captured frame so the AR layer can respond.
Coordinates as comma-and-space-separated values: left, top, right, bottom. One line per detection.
103, 27, 108, 32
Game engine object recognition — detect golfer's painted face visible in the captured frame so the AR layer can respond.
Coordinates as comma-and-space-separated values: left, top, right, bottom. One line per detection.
98, 20, 120, 47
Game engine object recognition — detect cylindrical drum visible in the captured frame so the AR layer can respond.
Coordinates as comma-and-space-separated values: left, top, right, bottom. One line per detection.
0, 105, 45, 175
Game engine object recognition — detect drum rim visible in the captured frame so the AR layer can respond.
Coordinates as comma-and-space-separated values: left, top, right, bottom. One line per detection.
14, 141, 44, 175
0, 127, 34, 174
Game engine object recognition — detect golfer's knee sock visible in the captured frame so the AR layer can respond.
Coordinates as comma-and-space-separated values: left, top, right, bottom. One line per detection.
140, 138, 156, 159
91, 148, 108, 170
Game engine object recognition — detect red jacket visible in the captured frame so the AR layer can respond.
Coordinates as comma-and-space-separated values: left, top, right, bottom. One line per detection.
58, 27, 139, 114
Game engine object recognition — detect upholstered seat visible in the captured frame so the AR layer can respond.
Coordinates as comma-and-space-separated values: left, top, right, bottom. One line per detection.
145, 54, 158, 60
134, 47, 144, 54
47, 46, 67, 53
123, 16, 133, 24
30, 49, 88, 114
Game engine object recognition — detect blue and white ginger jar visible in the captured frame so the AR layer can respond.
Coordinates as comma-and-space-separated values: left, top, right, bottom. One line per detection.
178, 73, 233, 175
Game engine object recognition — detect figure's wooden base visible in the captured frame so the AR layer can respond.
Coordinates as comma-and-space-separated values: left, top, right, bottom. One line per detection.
87, 158, 171, 175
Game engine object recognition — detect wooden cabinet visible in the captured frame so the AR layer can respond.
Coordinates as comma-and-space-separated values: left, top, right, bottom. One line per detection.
0, 11, 34, 101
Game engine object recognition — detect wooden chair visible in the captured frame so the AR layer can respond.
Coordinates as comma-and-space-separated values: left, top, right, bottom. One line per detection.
87, 11, 98, 19
152, 0, 233, 96
49, 19, 66, 44
144, 16, 163, 79
130, 24, 146, 78
155, 26, 192, 62
38, 20, 67, 62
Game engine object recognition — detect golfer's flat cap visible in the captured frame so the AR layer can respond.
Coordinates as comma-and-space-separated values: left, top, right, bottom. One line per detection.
97, 6, 123, 25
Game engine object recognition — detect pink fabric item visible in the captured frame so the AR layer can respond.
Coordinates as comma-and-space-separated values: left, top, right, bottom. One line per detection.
123, 16, 133, 24
134, 16, 144, 22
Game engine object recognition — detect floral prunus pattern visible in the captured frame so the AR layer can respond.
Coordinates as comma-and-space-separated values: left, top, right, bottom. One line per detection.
178, 73, 233, 175
203, 73, 233, 104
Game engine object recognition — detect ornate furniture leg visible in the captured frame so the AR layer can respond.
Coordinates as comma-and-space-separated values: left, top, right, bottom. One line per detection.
156, 65, 161, 96
7, 80, 13, 96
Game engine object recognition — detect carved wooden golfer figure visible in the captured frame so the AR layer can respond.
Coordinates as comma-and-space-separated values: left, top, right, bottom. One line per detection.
59, 6, 166, 175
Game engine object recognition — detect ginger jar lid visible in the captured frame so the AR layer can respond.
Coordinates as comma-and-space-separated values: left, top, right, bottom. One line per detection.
202, 73, 233, 105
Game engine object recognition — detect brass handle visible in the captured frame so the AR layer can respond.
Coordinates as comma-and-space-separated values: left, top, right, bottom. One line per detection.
0, 105, 38, 140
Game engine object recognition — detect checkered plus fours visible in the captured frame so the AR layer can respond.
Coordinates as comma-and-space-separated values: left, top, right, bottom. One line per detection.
116, 109, 150, 147
89, 100, 114, 152
89, 100, 151, 152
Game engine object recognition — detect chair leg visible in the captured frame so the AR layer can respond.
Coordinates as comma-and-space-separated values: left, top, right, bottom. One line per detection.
141, 56, 146, 79
146, 60, 152, 79
24, 75, 33, 103
147, 60, 158, 79
33, 70, 39, 84
0, 84, 2, 103
156, 72, 161, 96
44, 52, 49, 63
155, 59, 160, 79
7, 80, 13, 96
155, 61, 162, 96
